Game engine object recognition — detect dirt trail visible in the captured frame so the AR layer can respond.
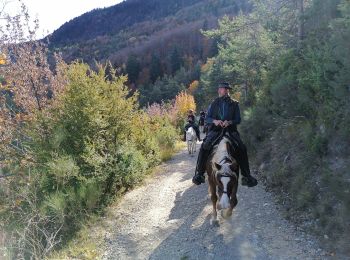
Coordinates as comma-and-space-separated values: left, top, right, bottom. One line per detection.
102, 141, 331, 260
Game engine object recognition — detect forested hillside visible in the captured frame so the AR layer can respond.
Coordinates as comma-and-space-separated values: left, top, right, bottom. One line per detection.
194, 0, 350, 254
48, 0, 251, 105
50, 0, 206, 45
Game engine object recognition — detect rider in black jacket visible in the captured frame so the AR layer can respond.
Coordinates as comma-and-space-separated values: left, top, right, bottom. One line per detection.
199, 111, 205, 126
192, 82, 258, 187
184, 116, 201, 142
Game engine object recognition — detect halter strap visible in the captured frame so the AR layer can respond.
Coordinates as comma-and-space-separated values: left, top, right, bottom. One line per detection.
218, 156, 232, 165
218, 186, 228, 194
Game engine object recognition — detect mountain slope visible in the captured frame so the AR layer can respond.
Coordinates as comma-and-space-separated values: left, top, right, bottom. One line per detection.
50, 0, 205, 46
48, 0, 251, 63
47, 0, 251, 105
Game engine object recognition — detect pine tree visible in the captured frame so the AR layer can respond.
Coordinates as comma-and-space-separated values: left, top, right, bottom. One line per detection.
126, 54, 141, 83
169, 46, 183, 75
150, 53, 162, 83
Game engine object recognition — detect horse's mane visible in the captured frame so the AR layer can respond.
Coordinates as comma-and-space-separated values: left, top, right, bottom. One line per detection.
212, 136, 234, 166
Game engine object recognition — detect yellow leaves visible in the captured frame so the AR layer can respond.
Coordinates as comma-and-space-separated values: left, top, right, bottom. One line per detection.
0, 53, 7, 65
232, 91, 241, 101
201, 59, 214, 73
0, 84, 10, 91
174, 91, 196, 118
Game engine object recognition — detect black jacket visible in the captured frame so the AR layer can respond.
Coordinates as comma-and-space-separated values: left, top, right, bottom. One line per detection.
205, 95, 241, 132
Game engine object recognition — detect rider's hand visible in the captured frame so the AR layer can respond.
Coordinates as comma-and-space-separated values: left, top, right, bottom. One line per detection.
222, 120, 232, 128
213, 120, 223, 126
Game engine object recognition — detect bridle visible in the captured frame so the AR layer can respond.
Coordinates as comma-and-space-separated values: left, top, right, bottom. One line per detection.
216, 157, 238, 177
215, 157, 238, 195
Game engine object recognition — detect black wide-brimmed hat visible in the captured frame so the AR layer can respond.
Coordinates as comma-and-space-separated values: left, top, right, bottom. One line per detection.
218, 82, 232, 90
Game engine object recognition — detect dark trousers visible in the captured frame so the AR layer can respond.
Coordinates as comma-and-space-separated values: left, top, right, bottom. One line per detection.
195, 129, 251, 177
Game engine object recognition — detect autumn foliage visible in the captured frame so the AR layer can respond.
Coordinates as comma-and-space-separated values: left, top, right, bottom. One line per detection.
174, 91, 196, 119
0, 4, 180, 257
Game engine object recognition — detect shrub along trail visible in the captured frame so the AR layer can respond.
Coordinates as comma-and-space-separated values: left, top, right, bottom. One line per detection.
102, 141, 331, 260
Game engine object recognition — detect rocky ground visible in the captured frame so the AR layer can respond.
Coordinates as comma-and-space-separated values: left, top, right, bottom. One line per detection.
101, 141, 340, 260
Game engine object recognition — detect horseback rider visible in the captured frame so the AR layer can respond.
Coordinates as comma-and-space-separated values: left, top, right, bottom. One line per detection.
184, 115, 201, 142
187, 109, 196, 123
192, 82, 258, 187
199, 111, 206, 126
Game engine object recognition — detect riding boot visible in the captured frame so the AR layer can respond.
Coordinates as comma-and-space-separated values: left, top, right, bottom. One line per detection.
228, 133, 257, 187
236, 145, 258, 187
192, 147, 210, 185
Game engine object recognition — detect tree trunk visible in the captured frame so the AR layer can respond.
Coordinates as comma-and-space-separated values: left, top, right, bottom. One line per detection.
297, 0, 305, 48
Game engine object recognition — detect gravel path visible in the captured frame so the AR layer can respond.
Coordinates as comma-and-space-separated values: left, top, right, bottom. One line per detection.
102, 141, 332, 260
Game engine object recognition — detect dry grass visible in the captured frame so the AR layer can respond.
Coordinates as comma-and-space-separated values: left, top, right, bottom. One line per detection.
160, 140, 186, 162
48, 215, 103, 260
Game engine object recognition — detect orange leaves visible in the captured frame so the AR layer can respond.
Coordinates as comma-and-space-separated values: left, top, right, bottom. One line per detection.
0, 41, 66, 168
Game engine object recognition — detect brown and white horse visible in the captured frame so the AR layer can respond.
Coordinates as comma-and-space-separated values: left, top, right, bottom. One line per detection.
206, 136, 239, 226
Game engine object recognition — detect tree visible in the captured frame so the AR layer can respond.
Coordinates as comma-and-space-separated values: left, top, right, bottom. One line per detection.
174, 91, 196, 127
0, 2, 66, 258
150, 53, 162, 83
169, 46, 183, 75
297, 0, 305, 47
126, 54, 141, 83
0, 1, 66, 166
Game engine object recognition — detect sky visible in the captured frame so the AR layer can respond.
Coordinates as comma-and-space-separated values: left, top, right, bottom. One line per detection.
7, 0, 124, 36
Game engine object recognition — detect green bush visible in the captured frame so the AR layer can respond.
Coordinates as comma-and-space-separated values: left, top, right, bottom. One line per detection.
155, 120, 178, 161
1, 62, 179, 258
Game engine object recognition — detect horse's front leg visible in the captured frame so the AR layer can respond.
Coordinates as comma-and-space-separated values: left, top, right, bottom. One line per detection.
209, 184, 219, 226
222, 184, 238, 219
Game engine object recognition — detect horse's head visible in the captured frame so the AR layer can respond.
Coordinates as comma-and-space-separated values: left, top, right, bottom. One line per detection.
213, 158, 238, 213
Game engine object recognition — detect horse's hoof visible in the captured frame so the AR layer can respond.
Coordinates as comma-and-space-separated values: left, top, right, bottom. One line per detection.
210, 219, 219, 227
221, 209, 233, 219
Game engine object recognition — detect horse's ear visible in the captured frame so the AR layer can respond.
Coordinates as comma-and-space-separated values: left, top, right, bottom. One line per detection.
215, 163, 222, 170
